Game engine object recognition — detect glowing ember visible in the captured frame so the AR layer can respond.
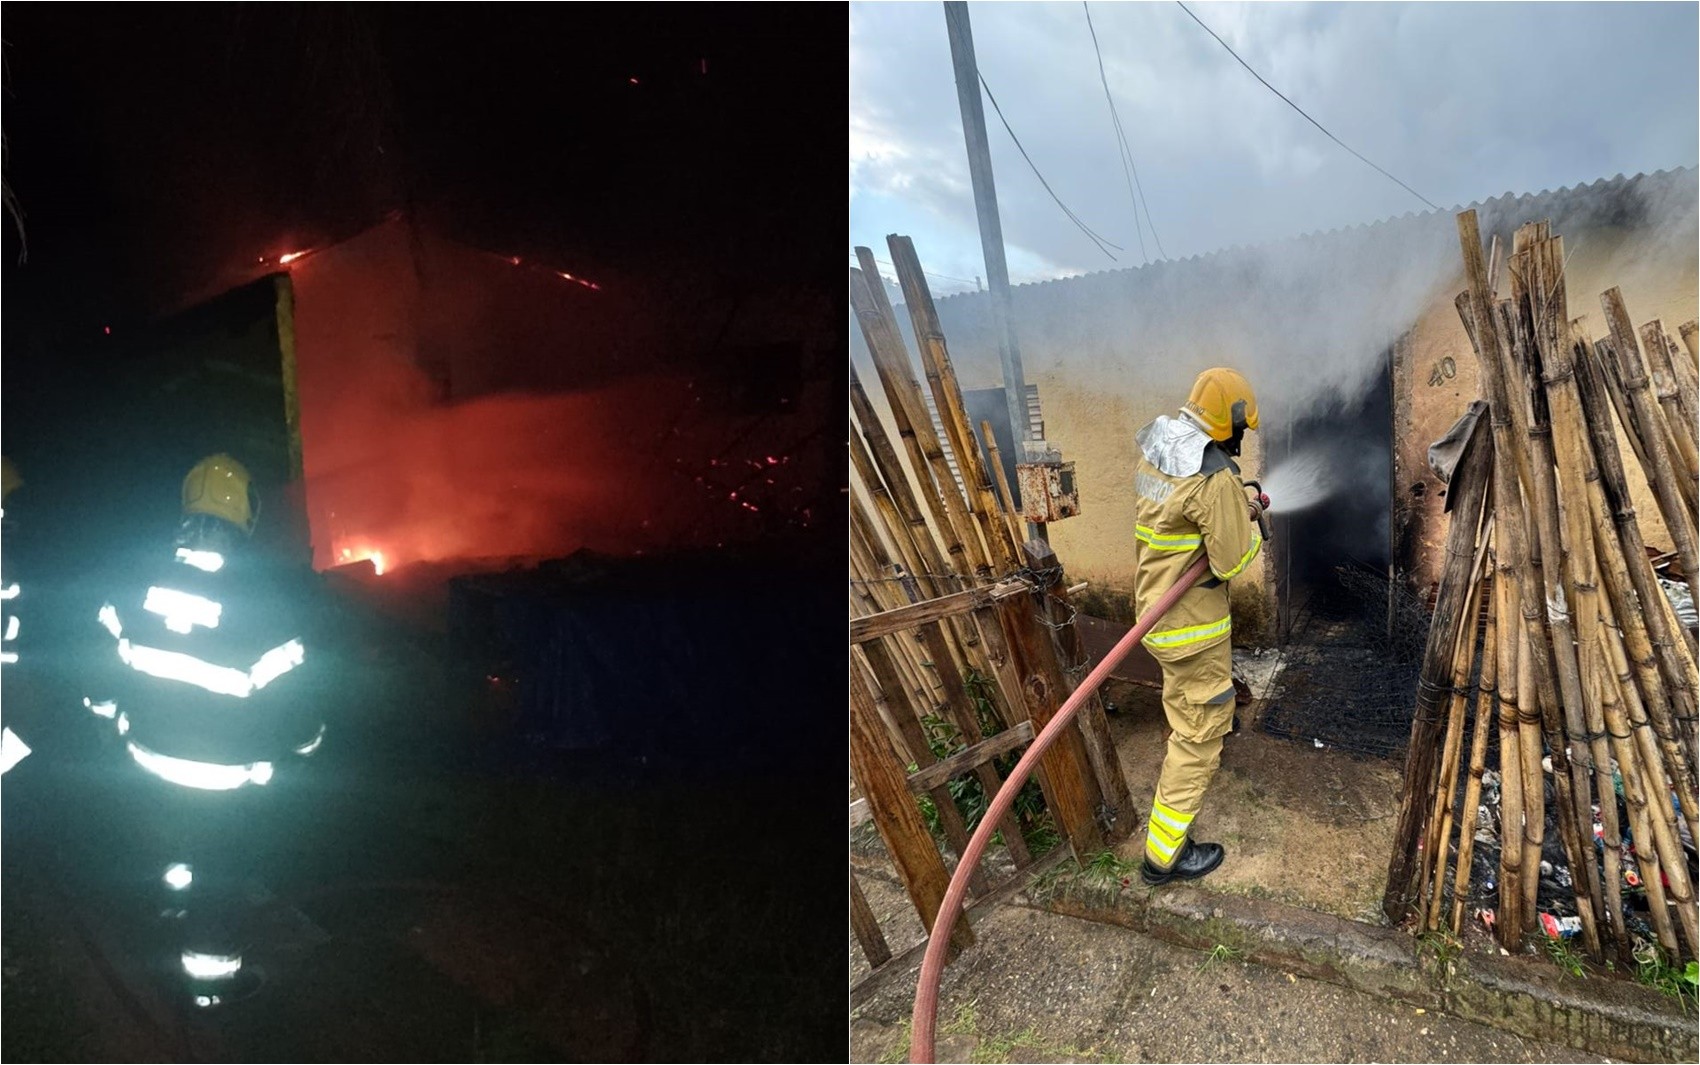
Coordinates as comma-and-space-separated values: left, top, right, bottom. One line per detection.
279, 251, 308, 265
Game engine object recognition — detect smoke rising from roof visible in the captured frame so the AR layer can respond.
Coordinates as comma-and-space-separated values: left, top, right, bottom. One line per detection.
924, 170, 1697, 430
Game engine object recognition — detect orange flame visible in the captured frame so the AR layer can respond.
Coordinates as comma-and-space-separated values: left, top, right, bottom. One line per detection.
279, 251, 308, 265
336, 546, 388, 575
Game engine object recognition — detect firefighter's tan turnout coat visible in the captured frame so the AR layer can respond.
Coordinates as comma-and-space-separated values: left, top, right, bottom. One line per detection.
1130, 414, 1262, 869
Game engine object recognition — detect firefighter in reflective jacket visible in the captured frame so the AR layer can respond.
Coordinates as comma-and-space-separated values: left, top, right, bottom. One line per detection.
1131, 368, 1266, 886
91, 454, 323, 1006
1, 457, 31, 774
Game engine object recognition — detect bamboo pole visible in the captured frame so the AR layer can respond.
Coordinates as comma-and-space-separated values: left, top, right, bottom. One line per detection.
1454, 273, 1543, 948
1579, 418, 1700, 844
1572, 327, 1700, 763
982, 419, 1025, 552
1656, 326, 1699, 442
1517, 633, 1544, 934
1593, 337, 1655, 475
1489, 517, 1529, 948
1679, 320, 1699, 368
1598, 583, 1700, 956
1384, 396, 1494, 925
1530, 248, 1625, 953
887, 236, 1023, 576
1495, 228, 1600, 956
1587, 655, 1636, 955
851, 266, 991, 581
1440, 214, 1556, 938
1638, 321, 1699, 507
1595, 576, 1687, 956
1451, 589, 1500, 937
1424, 542, 1490, 931
1602, 287, 1700, 609
1504, 243, 1604, 950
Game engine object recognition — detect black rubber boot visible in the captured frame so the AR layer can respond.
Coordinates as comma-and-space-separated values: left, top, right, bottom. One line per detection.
1140, 839, 1225, 886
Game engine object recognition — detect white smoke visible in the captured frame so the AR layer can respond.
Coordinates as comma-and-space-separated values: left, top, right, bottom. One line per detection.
919, 169, 1696, 430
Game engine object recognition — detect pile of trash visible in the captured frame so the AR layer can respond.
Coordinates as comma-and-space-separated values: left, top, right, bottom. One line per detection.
1465, 759, 1699, 945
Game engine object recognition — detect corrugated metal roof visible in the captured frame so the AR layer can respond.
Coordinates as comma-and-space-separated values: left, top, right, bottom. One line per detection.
935, 167, 1696, 303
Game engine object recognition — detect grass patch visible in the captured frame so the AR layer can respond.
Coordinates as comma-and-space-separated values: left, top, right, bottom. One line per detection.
1198, 942, 1243, 973
1417, 929, 1463, 967
876, 1020, 912, 1065
1543, 935, 1586, 979
1633, 942, 1699, 1009
942, 999, 980, 1037
1082, 850, 1141, 886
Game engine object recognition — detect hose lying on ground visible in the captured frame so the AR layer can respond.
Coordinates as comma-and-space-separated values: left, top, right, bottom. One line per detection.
910, 553, 1213, 1064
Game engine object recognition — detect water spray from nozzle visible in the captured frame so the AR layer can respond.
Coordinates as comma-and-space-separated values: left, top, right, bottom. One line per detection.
1260, 449, 1337, 513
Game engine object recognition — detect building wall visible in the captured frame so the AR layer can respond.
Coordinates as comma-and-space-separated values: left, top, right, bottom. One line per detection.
884, 171, 1696, 640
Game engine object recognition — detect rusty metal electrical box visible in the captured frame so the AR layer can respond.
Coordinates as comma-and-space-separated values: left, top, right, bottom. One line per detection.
1016, 442, 1080, 524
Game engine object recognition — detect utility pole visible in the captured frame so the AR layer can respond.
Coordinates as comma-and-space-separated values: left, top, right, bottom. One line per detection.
944, 2, 1033, 489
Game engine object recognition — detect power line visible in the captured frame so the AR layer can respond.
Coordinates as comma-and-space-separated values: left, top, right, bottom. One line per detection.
1085, 2, 1146, 263
944, 2, 1122, 262
977, 71, 1123, 261
849, 254, 980, 288
1175, 1, 1440, 213
1083, 2, 1167, 263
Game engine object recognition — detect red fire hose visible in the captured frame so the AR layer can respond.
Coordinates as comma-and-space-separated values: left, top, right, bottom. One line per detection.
909, 552, 1214, 1064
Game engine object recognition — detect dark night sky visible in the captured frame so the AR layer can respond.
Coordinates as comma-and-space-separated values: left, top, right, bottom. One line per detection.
2, 4, 846, 387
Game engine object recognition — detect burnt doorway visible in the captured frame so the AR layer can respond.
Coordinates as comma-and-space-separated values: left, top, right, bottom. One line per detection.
1260, 351, 1427, 758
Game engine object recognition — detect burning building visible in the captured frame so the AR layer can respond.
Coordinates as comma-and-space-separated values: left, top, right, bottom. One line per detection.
866, 168, 1697, 643
95, 214, 833, 583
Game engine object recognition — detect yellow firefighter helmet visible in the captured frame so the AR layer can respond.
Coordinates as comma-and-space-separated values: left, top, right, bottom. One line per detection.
1, 457, 19, 504
182, 454, 258, 535
1183, 367, 1260, 443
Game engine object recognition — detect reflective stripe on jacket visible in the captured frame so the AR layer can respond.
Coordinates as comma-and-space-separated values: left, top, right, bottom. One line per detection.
1131, 440, 1261, 663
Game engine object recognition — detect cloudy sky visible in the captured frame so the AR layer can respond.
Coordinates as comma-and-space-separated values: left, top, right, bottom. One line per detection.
850, 1, 1698, 296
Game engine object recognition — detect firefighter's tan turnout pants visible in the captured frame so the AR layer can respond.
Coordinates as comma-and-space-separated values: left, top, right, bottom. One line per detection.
1144, 638, 1236, 869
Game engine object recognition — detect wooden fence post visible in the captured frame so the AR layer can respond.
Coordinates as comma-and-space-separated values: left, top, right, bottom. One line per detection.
1024, 538, 1134, 836
996, 593, 1105, 858
850, 666, 974, 954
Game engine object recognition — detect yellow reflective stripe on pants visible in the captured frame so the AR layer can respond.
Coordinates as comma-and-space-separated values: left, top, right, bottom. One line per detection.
1143, 615, 1232, 649
1135, 525, 1202, 552
1146, 832, 1182, 865
1213, 526, 1263, 580
1146, 798, 1194, 867
1150, 799, 1192, 835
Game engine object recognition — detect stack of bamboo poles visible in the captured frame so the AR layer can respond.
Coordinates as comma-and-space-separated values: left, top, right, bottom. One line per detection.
848, 236, 1126, 862
1385, 210, 1700, 968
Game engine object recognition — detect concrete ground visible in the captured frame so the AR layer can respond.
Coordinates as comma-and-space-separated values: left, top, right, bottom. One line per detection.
850, 662, 1408, 989
850, 904, 1615, 1064
848, 650, 1691, 1063
1103, 673, 1403, 923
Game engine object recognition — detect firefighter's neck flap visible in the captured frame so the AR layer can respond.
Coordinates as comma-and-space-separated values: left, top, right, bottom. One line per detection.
1136, 414, 1212, 478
